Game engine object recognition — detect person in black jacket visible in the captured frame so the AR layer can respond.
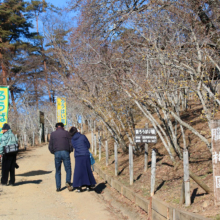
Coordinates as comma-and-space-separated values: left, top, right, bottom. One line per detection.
69, 127, 96, 192
48, 122, 73, 192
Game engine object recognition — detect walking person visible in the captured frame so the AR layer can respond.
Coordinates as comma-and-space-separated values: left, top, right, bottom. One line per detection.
0, 123, 18, 186
69, 127, 96, 192
48, 122, 73, 192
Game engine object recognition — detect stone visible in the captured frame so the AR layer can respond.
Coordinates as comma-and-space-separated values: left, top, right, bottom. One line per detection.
202, 200, 209, 208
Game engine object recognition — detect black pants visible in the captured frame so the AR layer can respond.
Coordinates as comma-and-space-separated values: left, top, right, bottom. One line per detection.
1, 153, 17, 185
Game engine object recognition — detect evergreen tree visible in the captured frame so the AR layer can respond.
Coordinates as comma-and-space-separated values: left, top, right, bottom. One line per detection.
0, 0, 39, 114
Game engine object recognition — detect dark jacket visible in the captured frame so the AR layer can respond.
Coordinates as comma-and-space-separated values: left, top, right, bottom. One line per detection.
48, 128, 73, 154
71, 132, 90, 157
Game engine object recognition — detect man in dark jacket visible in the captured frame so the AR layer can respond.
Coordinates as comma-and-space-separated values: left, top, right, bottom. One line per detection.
48, 122, 73, 192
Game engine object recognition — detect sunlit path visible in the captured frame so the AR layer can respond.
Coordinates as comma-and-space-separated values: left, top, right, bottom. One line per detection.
0, 146, 118, 220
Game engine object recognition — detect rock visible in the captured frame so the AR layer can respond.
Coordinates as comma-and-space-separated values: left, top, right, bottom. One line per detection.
202, 200, 209, 208
192, 209, 199, 213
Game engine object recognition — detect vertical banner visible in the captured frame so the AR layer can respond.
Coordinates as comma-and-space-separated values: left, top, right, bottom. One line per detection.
211, 120, 220, 206
0, 86, 9, 138
56, 97, 66, 125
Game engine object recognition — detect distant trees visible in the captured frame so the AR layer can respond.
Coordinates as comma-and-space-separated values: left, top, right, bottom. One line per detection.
2, 0, 220, 164
40, 0, 220, 161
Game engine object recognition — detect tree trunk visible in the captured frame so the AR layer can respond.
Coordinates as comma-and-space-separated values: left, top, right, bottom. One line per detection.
189, 170, 212, 194
10, 89, 18, 116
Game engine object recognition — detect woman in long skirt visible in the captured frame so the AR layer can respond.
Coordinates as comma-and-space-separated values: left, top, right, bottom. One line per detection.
69, 127, 96, 192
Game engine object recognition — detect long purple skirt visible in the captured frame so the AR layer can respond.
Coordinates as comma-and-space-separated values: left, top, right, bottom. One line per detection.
73, 155, 96, 188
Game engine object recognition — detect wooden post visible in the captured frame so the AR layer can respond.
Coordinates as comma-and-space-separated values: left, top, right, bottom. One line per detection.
180, 180, 185, 205
183, 149, 191, 206
114, 142, 118, 176
24, 133, 27, 149
147, 197, 152, 220
173, 209, 176, 220
39, 125, 42, 144
45, 128, 48, 143
91, 129, 94, 152
81, 116, 83, 133
151, 149, 156, 196
106, 140, 108, 166
210, 120, 220, 206
94, 134, 97, 156
144, 123, 149, 172
99, 131, 101, 161
32, 132, 35, 146
129, 144, 133, 185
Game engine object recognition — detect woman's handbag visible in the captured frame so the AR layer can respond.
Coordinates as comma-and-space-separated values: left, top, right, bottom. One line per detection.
90, 152, 95, 171
3, 144, 19, 154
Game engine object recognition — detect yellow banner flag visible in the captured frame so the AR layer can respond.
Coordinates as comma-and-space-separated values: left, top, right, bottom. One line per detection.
0, 86, 9, 137
56, 97, 66, 125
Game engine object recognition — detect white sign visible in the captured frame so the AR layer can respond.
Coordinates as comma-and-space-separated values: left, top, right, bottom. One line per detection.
216, 176, 220, 188
212, 127, 220, 141
135, 129, 156, 135
213, 152, 220, 164
135, 128, 157, 143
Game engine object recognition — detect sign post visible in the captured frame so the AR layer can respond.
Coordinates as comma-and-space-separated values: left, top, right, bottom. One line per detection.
39, 111, 45, 143
0, 86, 9, 139
144, 123, 149, 172
129, 144, 133, 185
135, 128, 157, 144
211, 120, 220, 206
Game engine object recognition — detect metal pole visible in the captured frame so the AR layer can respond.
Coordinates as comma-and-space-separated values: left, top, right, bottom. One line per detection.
144, 123, 149, 172
114, 142, 118, 176
94, 134, 97, 156
106, 140, 108, 166
183, 149, 191, 206
151, 149, 156, 196
129, 144, 133, 185
99, 132, 101, 161
91, 129, 94, 152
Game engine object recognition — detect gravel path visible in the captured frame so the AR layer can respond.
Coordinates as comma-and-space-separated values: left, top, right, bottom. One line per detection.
0, 145, 119, 220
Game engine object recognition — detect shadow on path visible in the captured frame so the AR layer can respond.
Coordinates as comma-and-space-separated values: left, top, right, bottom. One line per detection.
14, 179, 42, 186
16, 170, 52, 177
94, 182, 107, 194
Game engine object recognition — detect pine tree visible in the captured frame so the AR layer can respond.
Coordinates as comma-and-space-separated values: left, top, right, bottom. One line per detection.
0, 0, 40, 115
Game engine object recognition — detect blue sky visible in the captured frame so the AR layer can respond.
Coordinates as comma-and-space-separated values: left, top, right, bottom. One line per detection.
30, 0, 77, 35
46, 0, 68, 8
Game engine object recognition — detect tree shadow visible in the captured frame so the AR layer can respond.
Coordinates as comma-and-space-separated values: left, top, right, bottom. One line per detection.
161, 162, 174, 167
94, 182, 107, 194
148, 157, 163, 167
14, 179, 42, 186
155, 180, 165, 193
134, 174, 142, 182
16, 170, 52, 177
191, 188, 207, 204
111, 160, 115, 165
191, 188, 198, 204
118, 167, 126, 175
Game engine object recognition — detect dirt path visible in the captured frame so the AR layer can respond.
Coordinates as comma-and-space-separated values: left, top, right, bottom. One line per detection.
0, 145, 124, 220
